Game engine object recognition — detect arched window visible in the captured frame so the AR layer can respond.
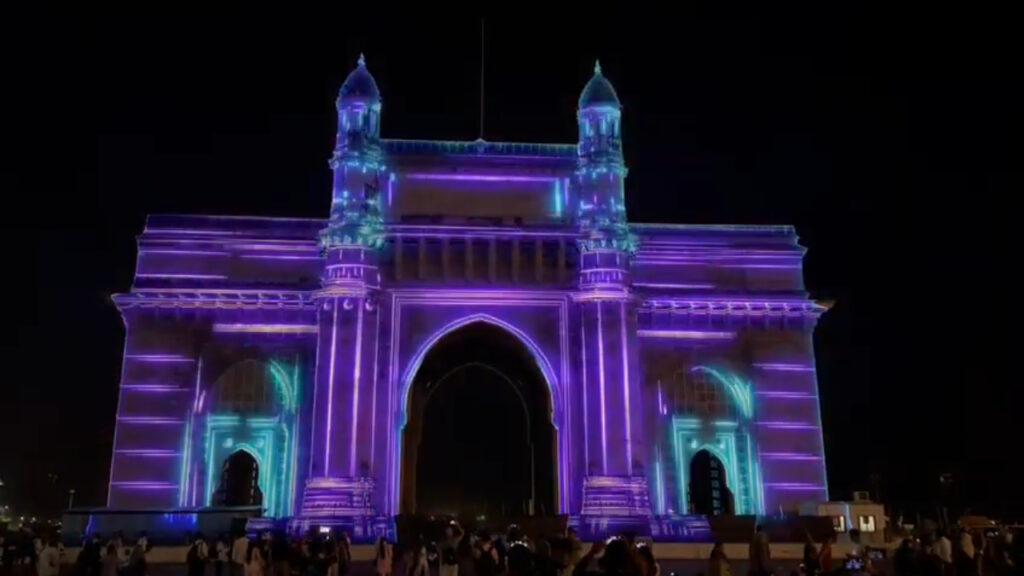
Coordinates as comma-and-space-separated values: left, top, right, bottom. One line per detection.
672, 369, 739, 420
210, 360, 275, 414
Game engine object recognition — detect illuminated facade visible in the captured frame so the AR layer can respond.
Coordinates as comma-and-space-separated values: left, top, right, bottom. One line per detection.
106, 58, 828, 539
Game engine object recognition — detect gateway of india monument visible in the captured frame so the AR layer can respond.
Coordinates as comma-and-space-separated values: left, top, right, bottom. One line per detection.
95, 56, 828, 541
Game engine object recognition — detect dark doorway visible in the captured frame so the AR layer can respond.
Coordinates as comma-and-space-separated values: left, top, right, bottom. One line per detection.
688, 449, 734, 516
402, 322, 556, 517
214, 450, 263, 507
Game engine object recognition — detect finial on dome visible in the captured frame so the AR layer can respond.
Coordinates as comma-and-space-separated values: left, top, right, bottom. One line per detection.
339, 53, 380, 103
578, 59, 620, 109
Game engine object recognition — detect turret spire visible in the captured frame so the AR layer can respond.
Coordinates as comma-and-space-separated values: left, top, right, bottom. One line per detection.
575, 59, 634, 253
323, 54, 386, 250
579, 60, 620, 109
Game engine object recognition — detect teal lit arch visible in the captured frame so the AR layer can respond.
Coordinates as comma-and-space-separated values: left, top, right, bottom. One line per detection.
671, 418, 762, 515
690, 366, 754, 419
179, 357, 302, 518
667, 366, 764, 515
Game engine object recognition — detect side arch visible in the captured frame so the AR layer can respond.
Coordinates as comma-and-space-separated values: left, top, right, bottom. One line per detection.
671, 416, 761, 515
687, 449, 735, 516
190, 357, 300, 517
213, 447, 264, 507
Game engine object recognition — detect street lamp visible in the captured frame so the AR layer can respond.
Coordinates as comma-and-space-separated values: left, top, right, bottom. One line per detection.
68, 489, 76, 510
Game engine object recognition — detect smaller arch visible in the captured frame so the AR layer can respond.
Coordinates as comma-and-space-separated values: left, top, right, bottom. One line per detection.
230, 444, 264, 468
672, 417, 753, 515
692, 443, 730, 474
686, 441, 736, 495
214, 448, 263, 507
688, 449, 735, 516
195, 357, 300, 518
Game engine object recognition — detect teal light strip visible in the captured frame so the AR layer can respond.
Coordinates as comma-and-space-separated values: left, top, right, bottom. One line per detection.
654, 446, 666, 515
553, 179, 563, 217
268, 360, 298, 413
178, 417, 192, 506
205, 424, 217, 506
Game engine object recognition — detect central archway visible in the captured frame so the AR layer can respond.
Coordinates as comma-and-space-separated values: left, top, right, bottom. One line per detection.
400, 321, 557, 518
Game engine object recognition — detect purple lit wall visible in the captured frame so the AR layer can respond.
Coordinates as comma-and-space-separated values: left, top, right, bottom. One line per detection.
105, 58, 827, 540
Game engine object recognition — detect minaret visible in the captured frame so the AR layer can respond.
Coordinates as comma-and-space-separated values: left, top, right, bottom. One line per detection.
575, 60, 635, 261
573, 61, 651, 534
322, 53, 385, 252
299, 55, 385, 538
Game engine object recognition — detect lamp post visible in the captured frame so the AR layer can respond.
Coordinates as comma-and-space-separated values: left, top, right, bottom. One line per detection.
67, 489, 76, 510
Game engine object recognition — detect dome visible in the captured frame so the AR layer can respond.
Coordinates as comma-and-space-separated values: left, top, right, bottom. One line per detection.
578, 60, 620, 109
339, 54, 380, 103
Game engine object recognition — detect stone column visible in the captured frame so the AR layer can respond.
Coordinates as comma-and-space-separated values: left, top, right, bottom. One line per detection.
575, 246, 652, 536
299, 246, 383, 538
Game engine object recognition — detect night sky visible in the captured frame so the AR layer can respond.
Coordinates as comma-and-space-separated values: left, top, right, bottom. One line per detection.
2, 10, 1018, 519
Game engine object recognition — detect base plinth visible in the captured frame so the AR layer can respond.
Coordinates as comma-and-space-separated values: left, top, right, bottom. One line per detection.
576, 475, 653, 538
293, 477, 389, 541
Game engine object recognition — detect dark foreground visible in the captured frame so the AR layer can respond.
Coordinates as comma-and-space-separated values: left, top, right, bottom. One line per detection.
137, 561, 808, 576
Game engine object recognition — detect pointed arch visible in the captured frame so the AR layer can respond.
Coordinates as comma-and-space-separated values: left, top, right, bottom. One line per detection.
398, 313, 562, 426
688, 449, 735, 516
214, 448, 263, 507
394, 313, 563, 515
672, 416, 760, 515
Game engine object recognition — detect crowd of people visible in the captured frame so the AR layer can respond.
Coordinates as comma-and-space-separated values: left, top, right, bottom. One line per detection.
890, 527, 1018, 576
1, 529, 153, 576
50, 524, 593, 576
76, 529, 353, 576
704, 524, 1020, 576
1, 527, 69, 576
395, 523, 661, 576
0, 522, 653, 576
3, 521, 1021, 576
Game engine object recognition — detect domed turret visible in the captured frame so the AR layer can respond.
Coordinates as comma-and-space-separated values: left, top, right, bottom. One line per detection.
577, 60, 623, 170
333, 54, 383, 164
578, 61, 620, 109
339, 54, 381, 104
574, 59, 635, 254
324, 54, 385, 251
